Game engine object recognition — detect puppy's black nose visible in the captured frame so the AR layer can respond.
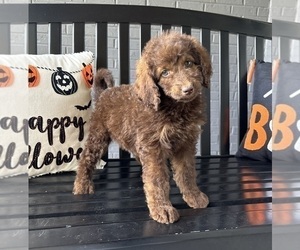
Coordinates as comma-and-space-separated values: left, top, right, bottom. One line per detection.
182, 86, 194, 95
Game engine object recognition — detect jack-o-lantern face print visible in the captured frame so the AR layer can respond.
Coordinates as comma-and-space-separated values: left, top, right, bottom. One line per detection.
28, 65, 40, 87
51, 67, 78, 95
81, 63, 93, 88
0, 65, 14, 87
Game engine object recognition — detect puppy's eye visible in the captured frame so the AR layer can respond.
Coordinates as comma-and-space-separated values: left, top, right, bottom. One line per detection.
161, 69, 169, 77
184, 61, 194, 68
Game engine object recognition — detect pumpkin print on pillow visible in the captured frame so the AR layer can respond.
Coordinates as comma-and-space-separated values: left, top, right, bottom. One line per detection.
51, 67, 78, 95
28, 65, 40, 88
81, 63, 93, 88
0, 65, 14, 87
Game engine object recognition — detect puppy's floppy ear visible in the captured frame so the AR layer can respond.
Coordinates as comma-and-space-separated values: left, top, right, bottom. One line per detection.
192, 38, 212, 88
134, 57, 160, 110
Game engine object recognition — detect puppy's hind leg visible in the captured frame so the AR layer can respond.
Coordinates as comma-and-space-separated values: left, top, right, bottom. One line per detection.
73, 129, 110, 195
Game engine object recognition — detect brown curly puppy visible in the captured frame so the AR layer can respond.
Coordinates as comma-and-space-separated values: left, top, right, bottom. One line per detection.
73, 31, 212, 224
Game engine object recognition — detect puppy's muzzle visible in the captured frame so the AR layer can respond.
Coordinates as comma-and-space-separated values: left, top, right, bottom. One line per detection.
182, 85, 194, 95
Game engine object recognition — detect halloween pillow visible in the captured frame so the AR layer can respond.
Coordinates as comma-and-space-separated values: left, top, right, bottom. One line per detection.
273, 61, 300, 162
0, 52, 105, 178
0, 57, 28, 178
236, 61, 272, 162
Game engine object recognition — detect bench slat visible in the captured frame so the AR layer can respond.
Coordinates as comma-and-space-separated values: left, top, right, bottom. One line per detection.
255, 36, 265, 61
50, 22, 62, 54
28, 23, 37, 54
74, 22, 85, 53
182, 26, 191, 35
96, 22, 108, 68
279, 37, 291, 61
220, 31, 230, 155
119, 23, 131, 159
29, 204, 271, 249
0, 23, 10, 54
201, 28, 211, 156
140, 23, 151, 51
238, 34, 248, 143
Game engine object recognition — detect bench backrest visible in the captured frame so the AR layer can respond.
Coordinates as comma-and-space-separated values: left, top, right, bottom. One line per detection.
273, 19, 300, 62
0, 4, 272, 158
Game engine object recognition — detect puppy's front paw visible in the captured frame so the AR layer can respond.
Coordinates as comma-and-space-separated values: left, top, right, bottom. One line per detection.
183, 191, 209, 209
149, 205, 180, 224
73, 178, 95, 195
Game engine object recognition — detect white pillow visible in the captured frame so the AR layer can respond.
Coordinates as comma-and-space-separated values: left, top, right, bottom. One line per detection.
0, 51, 105, 178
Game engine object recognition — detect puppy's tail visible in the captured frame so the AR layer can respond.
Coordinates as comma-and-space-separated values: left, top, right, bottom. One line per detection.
92, 68, 114, 106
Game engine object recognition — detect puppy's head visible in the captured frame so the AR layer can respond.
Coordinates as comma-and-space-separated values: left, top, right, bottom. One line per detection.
134, 31, 212, 110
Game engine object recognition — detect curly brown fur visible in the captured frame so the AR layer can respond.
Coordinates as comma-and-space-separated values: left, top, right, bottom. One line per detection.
91, 68, 114, 106
73, 31, 212, 224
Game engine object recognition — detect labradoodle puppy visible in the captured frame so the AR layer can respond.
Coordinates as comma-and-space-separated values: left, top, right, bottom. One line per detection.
73, 31, 212, 224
